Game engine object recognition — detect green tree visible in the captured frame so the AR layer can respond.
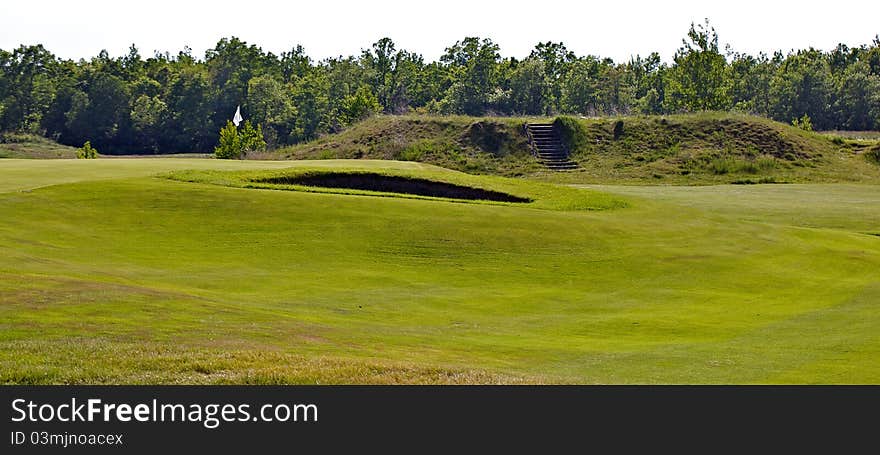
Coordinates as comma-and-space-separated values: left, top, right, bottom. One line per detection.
280, 45, 312, 83
560, 57, 631, 115
362, 38, 396, 112
361, 39, 428, 114
561, 56, 602, 114
530, 42, 575, 112
664, 20, 731, 112
0, 45, 58, 132
505, 58, 549, 115
340, 86, 381, 125
214, 120, 265, 159
626, 53, 666, 114
413, 62, 448, 111
62, 89, 91, 145
62, 70, 131, 149
440, 37, 501, 115
769, 49, 833, 129
214, 120, 241, 159
594, 62, 634, 114
239, 120, 266, 154
289, 70, 329, 142
206, 37, 277, 136
164, 66, 214, 151
130, 94, 168, 151
325, 57, 372, 131
728, 52, 777, 115
386, 50, 426, 112
247, 75, 296, 147
833, 61, 880, 130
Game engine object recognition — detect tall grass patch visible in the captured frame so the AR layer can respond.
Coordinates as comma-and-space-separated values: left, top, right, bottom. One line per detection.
709, 155, 780, 175
866, 146, 880, 165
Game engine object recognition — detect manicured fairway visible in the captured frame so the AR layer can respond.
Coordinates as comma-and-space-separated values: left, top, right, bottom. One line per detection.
1, 159, 879, 383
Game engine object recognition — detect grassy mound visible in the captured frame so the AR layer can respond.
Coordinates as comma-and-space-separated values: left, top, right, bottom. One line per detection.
270, 113, 880, 184
0, 133, 78, 159
552, 113, 880, 184
272, 115, 542, 176
166, 161, 627, 211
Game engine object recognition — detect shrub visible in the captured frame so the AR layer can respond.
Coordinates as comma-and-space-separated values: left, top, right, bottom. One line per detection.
341, 86, 381, 125
240, 121, 267, 154
0, 133, 33, 144
215, 121, 267, 159
554, 116, 588, 152
214, 121, 241, 159
791, 114, 813, 132
77, 141, 98, 159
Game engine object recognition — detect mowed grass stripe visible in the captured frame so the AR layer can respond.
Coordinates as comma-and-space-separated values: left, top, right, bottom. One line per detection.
0, 158, 439, 193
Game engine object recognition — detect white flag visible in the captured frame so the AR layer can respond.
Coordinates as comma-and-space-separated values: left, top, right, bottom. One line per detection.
232, 105, 243, 127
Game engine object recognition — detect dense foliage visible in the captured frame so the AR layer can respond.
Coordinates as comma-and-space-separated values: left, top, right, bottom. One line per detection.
214, 120, 267, 159
76, 140, 97, 159
1, 21, 878, 153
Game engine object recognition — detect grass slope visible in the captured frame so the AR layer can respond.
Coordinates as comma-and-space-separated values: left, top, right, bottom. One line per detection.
2, 158, 879, 384
272, 115, 543, 176
271, 113, 880, 184
0, 133, 78, 159
165, 164, 626, 211
553, 113, 880, 184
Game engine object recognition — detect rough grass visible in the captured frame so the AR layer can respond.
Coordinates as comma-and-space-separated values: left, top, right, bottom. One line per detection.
548, 112, 880, 184
2, 338, 539, 385
821, 130, 880, 140
273, 115, 544, 177
268, 113, 880, 184
2, 159, 880, 384
0, 133, 78, 159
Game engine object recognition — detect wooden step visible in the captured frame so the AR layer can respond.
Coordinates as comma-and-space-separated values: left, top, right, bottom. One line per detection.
526, 122, 578, 171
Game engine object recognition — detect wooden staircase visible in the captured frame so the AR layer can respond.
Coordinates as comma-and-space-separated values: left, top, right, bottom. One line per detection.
525, 123, 578, 171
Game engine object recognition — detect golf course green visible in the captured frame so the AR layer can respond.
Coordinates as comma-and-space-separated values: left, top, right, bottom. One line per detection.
1, 158, 879, 384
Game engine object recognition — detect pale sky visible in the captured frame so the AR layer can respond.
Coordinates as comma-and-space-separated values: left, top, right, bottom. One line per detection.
1, 0, 878, 63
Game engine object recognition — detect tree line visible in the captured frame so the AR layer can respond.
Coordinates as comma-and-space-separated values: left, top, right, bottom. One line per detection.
1, 20, 879, 154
